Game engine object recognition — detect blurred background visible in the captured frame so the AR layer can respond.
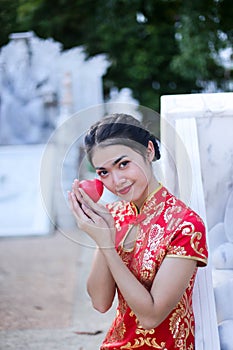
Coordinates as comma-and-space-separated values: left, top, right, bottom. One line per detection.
1, 0, 233, 116
0, 0, 232, 235
0, 1, 233, 349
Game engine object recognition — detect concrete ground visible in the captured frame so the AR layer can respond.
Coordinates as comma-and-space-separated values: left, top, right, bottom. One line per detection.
0, 230, 115, 350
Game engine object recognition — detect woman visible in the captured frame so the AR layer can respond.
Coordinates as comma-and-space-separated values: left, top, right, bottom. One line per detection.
68, 113, 208, 349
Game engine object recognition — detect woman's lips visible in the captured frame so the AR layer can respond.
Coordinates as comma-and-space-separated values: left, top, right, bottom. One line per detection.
117, 184, 132, 195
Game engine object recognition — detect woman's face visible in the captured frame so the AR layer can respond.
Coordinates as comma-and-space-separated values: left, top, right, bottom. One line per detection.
91, 143, 157, 207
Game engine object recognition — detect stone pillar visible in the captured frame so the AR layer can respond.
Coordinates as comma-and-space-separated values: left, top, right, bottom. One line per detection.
160, 92, 233, 349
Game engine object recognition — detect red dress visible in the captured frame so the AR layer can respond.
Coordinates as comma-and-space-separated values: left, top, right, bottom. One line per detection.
101, 185, 208, 350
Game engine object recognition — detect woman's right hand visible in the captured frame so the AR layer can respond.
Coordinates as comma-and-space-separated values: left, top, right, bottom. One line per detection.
68, 179, 116, 247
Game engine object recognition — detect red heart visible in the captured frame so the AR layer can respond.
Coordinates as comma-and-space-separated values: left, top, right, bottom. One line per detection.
79, 179, 104, 202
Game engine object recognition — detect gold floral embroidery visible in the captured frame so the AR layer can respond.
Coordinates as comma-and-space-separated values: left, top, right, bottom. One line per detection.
180, 221, 207, 260
164, 203, 186, 232
190, 231, 207, 259
135, 327, 155, 336
129, 310, 135, 317
104, 308, 127, 344
108, 201, 136, 230
143, 212, 158, 225
143, 201, 165, 220
169, 290, 194, 350
168, 245, 187, 256
120, 337, 167, 349
167, 217, 182, 231
130, 222, 171, 286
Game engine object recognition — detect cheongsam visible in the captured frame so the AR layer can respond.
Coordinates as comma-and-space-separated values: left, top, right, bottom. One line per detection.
101, 184, 208, 350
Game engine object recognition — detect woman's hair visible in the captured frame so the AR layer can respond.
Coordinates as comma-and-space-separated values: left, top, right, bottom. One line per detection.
84, 113, 161, 164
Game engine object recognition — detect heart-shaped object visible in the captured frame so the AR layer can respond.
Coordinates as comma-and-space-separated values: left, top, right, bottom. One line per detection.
79, 179, 104, 202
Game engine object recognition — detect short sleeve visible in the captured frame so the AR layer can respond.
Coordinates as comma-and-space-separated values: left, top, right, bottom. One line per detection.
167, 212, 208, 267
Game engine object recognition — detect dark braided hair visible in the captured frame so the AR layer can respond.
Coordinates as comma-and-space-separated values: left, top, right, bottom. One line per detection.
84, 114, 160, 163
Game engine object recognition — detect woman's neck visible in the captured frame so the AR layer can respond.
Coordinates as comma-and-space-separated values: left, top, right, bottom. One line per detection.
135, 176, 160, 209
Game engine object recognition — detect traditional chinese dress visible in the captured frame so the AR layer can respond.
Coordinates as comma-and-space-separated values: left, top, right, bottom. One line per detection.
101, 184, 208, 350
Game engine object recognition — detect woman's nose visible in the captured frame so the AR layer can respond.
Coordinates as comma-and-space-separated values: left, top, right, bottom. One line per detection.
112, 171, 124, 185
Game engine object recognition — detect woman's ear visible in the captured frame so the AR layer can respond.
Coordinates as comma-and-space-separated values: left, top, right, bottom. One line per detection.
146, 140, 155, 162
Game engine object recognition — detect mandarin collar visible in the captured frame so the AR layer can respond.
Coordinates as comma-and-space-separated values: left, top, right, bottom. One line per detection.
130, 182, 163, 214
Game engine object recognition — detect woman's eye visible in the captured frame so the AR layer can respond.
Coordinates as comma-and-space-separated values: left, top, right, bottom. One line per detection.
97, 170, 108, 178
119, 161, 129, 168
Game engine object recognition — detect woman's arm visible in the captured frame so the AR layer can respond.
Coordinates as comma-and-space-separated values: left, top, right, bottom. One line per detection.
68, 182, 116, 313
101, 248, 197, 330
87, 248, 116, 313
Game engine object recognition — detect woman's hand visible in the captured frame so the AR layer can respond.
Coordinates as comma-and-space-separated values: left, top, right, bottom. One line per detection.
68, 179, 115, 248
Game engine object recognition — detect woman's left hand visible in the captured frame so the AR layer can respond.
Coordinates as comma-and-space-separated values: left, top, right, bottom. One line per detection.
68, 179, 115, 248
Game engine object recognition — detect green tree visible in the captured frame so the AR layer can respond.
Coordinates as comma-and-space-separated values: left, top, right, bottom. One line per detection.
1, 0, 232, 113
0, 0, 19, 46
172, 0, 232, 89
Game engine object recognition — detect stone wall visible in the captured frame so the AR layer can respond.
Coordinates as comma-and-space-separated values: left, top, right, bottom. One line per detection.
160, 92, 233, 350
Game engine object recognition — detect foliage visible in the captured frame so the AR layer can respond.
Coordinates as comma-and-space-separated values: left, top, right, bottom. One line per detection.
1, 0, 232, 113
0, 0, 19, 45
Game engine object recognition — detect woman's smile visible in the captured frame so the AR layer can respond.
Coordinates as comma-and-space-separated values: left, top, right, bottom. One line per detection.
116, 184, 133, 195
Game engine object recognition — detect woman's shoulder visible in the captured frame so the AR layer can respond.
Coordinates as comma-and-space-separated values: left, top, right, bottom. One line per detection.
164, 189, 208, 266
163, 187, 205, 231
176, 198, 205, 229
